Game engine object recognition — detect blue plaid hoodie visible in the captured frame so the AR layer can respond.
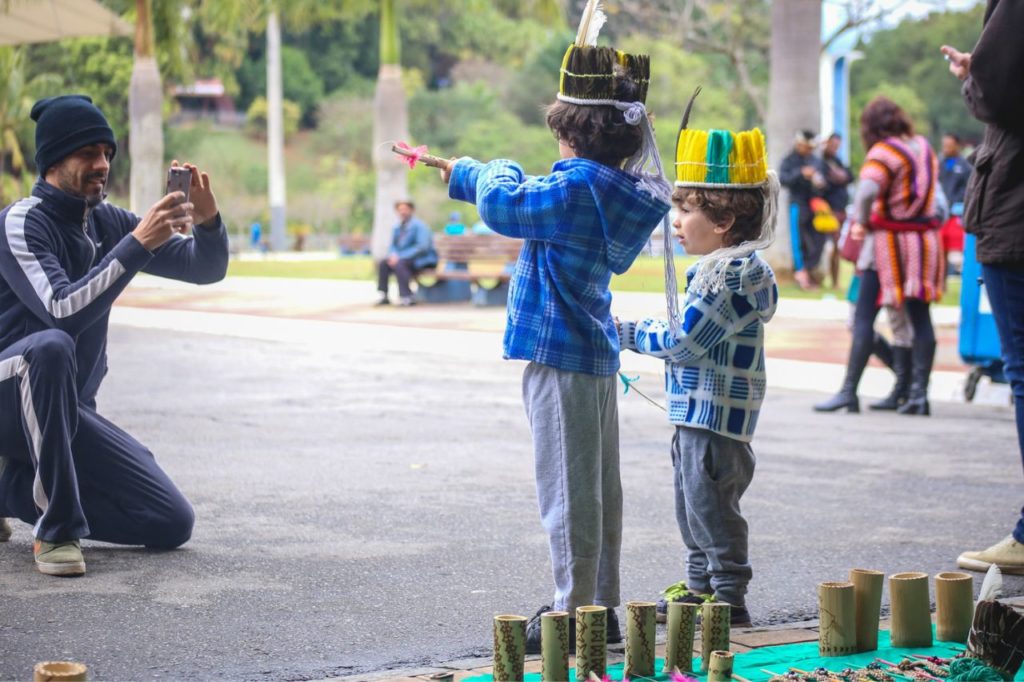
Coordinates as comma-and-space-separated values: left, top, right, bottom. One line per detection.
449, 157, 670, 376
619, 255, 778, 442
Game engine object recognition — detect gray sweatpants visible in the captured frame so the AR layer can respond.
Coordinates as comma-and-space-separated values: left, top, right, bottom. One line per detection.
672, 425, 756, 607
522, 362, 621, 612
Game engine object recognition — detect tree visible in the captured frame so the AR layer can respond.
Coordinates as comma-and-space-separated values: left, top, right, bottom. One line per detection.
0, 48, 63, 203
370, 0, 408, 261
129, 0, 163, 214
764, 0, 822, 274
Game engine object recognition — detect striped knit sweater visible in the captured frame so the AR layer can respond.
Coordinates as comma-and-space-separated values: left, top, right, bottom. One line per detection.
619, 255, 777, 442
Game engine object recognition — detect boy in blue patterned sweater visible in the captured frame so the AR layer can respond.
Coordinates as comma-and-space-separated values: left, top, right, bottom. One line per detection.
617, 127, 779, 627
441, 22, 672, 651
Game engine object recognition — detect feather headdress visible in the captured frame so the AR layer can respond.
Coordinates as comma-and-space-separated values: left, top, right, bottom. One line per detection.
664, 90, 779, 303
558, 0, 649, 104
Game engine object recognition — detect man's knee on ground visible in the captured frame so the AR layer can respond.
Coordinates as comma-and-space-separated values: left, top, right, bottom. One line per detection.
144, 501, 195, 550
30, 329, 76, 367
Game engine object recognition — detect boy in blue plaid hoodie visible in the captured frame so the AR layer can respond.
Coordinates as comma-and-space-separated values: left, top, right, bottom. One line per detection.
441, 33, 672, 651
617, 126, 779, 627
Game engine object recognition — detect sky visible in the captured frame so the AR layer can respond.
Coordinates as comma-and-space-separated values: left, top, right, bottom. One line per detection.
822, 0, 982, 51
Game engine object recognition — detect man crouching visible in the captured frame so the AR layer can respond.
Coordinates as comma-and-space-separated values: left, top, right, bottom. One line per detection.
0, 95, 228, 575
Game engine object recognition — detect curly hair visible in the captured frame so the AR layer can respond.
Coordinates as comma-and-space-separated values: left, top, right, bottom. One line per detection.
860, 96, 914, 151
545, 64, 643, 168
673, 186, 765, 247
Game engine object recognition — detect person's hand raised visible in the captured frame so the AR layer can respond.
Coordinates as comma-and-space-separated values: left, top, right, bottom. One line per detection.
941, 45, 971, 81
440, 158, 457, 184
172, 160, 218, 226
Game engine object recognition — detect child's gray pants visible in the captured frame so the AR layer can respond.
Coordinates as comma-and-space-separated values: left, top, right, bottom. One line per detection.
522, 362, 621, 612
672, 425, 755, 607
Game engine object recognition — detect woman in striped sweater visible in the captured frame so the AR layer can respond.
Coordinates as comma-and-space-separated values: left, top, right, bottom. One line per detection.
815, 97, 947, 415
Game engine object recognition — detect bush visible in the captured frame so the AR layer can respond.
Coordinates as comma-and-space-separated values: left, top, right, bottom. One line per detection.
237, 45, 324, 127
246, 97, 300, 140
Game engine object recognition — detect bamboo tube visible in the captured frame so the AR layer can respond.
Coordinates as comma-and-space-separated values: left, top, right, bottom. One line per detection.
623, 601, 656, 679
33, 662, 87, 682
540, 611, 570, 682
493, 615, 528, 682
707, 650, 735, 682
888, 572, 932, 648
849, 568, 885, 652
663, 601, 698, 673
575, 605, 607, 682
935, 571, 973, 643
818, 581, 857, 656
701, 602, 732, 673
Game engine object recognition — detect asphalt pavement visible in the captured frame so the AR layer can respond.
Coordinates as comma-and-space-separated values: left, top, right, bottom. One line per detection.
0, 278, 1020, 680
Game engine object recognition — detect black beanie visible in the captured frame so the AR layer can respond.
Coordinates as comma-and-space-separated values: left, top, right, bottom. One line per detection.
31, 95, 117, 176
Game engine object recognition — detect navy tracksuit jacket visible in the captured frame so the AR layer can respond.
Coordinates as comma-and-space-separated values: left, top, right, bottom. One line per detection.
0, 180, 228, 544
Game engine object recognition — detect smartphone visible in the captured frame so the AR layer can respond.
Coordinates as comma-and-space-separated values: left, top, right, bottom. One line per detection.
166, 167, 192, 203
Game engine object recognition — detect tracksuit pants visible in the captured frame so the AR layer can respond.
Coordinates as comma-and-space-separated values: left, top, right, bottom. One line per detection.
0, 330, 193, 546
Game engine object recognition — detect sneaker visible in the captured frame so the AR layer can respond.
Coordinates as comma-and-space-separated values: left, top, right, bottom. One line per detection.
606, 607, 622, 644
957, 536, 1024, 575
0, 518, 10, 542
398, 296, 416, 307
524, 605, 621, 655
374, 292, 391, 306
33, 539, 86, 576
656, 580, 714, 623
730, 604, 753, 628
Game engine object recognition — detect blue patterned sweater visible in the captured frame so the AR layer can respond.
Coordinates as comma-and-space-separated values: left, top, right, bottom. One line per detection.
619, 256, 778, 442
449, 157, 669, 376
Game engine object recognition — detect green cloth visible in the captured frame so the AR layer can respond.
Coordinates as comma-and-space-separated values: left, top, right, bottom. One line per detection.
462, 629, 1024, 681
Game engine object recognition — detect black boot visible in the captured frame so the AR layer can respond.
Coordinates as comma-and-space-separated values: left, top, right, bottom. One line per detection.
814, 333, 873, 413
872, 333, 894, 371
897, 338, 936, 416
870, 346, 911, 410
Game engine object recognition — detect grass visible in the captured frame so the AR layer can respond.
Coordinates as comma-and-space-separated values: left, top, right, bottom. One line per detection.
226, 255, 962, 305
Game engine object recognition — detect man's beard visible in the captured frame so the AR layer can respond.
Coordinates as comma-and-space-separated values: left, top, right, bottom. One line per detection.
57, 168, 106, 207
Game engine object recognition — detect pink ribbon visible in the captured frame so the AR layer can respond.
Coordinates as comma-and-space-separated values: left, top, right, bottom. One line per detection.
396, 141, 429, 169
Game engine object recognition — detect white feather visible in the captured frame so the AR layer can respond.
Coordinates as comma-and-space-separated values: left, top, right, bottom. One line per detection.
574, 0, 607, 47
977, 563, 1003, 604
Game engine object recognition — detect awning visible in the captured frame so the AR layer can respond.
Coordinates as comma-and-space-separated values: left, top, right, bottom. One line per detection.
0, 0, 133, 46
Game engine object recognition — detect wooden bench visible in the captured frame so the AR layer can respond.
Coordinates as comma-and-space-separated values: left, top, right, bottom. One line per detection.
416, 234, 523, 306
337, 233, 370, 255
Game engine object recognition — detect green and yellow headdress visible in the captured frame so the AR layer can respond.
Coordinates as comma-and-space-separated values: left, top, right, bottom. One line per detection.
675, 128, 769, 188
554, 0, 671, 204
661, 91, 779, 306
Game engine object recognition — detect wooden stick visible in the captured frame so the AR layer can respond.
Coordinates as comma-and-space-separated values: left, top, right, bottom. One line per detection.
391, 144, 450, 169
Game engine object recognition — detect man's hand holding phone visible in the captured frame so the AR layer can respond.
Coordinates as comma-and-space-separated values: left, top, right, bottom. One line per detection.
168, 160, 219, 228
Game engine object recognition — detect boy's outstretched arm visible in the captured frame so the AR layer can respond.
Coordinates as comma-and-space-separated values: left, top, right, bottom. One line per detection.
446, 158, 569, 241
618, 289, 760, 364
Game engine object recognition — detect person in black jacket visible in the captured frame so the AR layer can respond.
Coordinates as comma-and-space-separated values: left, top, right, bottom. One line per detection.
942, 0, 1024, 574
0, 95, 228, 576
779, 130, 829, 290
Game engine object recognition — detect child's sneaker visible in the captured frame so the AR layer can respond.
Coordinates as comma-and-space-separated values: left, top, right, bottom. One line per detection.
655, 580, 713, 623
730, 604, 753, 628
33, 539, 86, 576
524, 605, 622, 654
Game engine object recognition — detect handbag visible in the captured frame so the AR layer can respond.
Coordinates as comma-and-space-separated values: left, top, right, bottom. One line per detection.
837, 222, 862, 263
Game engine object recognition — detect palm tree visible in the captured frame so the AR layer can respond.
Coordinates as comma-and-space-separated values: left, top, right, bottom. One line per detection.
763, 0, 823, 274
0, 47, 61, 204
370, 0, 409, 261
369, 0, 564, 260
129, 0, 164, 214
266, 9, 288, 251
